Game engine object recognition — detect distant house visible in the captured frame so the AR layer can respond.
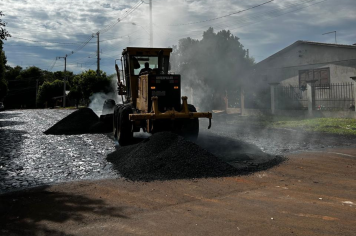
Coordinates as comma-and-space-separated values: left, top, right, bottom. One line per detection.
253, 41, 356, 88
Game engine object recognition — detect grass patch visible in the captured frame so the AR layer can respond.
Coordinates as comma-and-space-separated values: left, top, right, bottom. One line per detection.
227, 116, 356, 136
272, 118, 356, 135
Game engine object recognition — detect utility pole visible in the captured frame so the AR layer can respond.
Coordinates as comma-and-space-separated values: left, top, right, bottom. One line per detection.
57, 55, 67, 107
96, 32, 100, 76
35, 79, 39, 108
149, 0, 153, 47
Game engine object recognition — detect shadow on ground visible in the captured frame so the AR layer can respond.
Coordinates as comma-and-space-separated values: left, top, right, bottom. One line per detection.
0, 185, 128, 236
0, 112, 25, 128
0, 112, 23, 120
0, 120, 27, 128
0, 129, 29, 191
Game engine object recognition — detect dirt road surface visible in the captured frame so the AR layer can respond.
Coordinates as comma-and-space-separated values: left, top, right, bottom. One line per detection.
1, 148, 355, 236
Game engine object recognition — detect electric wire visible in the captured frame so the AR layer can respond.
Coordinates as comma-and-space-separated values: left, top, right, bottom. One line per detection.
160, 0, 329, 44
10, 36, 96, 45
167, 0, 274, 26
49, 58, 58, 71
98, 1, 143, 35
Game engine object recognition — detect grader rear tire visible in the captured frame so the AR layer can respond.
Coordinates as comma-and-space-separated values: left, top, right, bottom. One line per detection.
117, 105, 133, 146
113, 104, 123, 140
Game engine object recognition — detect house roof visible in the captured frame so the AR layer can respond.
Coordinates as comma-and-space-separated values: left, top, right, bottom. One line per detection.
256, 40, 356, 66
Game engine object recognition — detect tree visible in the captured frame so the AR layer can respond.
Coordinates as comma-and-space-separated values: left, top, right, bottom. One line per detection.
171, 27, 254, 110
0, 11, 10, 101
70, 69, 112, 106
0, 42, 7, 100
0, 11, 11, 41
37, 80, 65, 107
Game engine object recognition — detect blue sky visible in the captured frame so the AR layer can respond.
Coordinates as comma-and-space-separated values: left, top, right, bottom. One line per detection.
1, 0, 355, 75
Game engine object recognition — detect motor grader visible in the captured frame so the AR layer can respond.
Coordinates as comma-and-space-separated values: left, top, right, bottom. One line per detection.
113, 47, 212, 146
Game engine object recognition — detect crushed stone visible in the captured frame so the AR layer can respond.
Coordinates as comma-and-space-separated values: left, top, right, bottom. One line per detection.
44, 108, 110, 135
107, 132, 240, 181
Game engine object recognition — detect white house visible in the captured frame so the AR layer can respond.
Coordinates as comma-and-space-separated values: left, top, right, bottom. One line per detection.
253, 41, 356, 88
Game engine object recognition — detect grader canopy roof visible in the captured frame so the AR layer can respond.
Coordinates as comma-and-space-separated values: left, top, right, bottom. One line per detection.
122, 47, 172, 56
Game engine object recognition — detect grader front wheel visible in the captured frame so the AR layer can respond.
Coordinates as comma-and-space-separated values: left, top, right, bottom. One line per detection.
180, 104, 199, 141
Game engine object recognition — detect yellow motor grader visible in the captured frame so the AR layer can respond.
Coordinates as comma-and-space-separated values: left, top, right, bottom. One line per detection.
113, 47, 212, 146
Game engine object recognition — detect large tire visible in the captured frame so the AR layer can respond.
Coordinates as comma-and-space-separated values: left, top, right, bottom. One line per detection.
180, 104, 199, 141
117, 105, 133, 146
113, 104, 123, 140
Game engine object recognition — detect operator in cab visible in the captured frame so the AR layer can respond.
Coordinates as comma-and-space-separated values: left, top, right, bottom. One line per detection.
139, 62, 152, 75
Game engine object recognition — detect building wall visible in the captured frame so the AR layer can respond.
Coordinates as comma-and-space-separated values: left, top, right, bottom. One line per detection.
254, 44, 356, 88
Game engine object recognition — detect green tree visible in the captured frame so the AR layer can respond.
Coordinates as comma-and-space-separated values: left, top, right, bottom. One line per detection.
36, 80, 65, 107
0, 42, 7, 100
171, 27, 254, 110
0, 11, 11, 40
0, 11, 11, 101
5, 65, 22, 81
70, 69, 111, 106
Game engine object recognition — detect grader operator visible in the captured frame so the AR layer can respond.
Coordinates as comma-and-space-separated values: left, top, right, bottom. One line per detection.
113, 47, 212, 146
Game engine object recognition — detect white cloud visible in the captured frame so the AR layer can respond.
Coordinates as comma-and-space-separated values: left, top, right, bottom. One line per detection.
0, 0, 355, 73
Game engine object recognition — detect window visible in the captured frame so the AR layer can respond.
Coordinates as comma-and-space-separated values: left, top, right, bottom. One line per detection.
299, 67, 330, 87
130, 56, 169, 75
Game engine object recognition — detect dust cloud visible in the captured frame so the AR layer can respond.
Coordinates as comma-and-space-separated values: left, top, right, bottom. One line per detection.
88, 75, 121, 116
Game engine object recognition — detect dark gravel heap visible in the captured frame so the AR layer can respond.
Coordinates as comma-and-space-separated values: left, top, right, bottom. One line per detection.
44, 108, 104, 135
107, 132, 240, 181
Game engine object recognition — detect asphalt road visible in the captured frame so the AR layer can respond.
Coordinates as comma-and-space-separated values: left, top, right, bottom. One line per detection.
1, 109, 356, 235
1, 109, 356, 193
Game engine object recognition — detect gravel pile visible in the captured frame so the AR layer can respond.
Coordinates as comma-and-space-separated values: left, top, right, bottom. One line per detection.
107, 132, 240, 181
44, 108, 111, 135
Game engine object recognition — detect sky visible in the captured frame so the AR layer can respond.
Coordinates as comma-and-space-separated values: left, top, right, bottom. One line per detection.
0, 0, 355, 75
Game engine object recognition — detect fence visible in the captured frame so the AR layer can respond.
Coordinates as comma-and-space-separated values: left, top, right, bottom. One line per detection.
314, 83, 354, 110
275, 85, 308, 110
276, 83, 354, 111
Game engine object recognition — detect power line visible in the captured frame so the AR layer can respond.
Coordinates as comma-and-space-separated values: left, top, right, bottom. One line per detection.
160, 0, 328, 43
64, 1, 143, 59
98, 1, 144, 35
198, 0, 318, 30
167, 0, 274, 27
215, 0, 329, 32
4, 44, 73, 48
10, 36, 96, 45
49, 58, 58, 71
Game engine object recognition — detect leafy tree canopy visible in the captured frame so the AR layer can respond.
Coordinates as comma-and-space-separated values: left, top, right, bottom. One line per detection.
171, 27, 254, 110
0, 11, 11, 41
70, 69, 112, 105
36, 79, 65, 107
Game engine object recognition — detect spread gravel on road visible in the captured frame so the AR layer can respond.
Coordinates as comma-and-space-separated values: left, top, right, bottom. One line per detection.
0, 110, 118, 193
107, 132, 240, 181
